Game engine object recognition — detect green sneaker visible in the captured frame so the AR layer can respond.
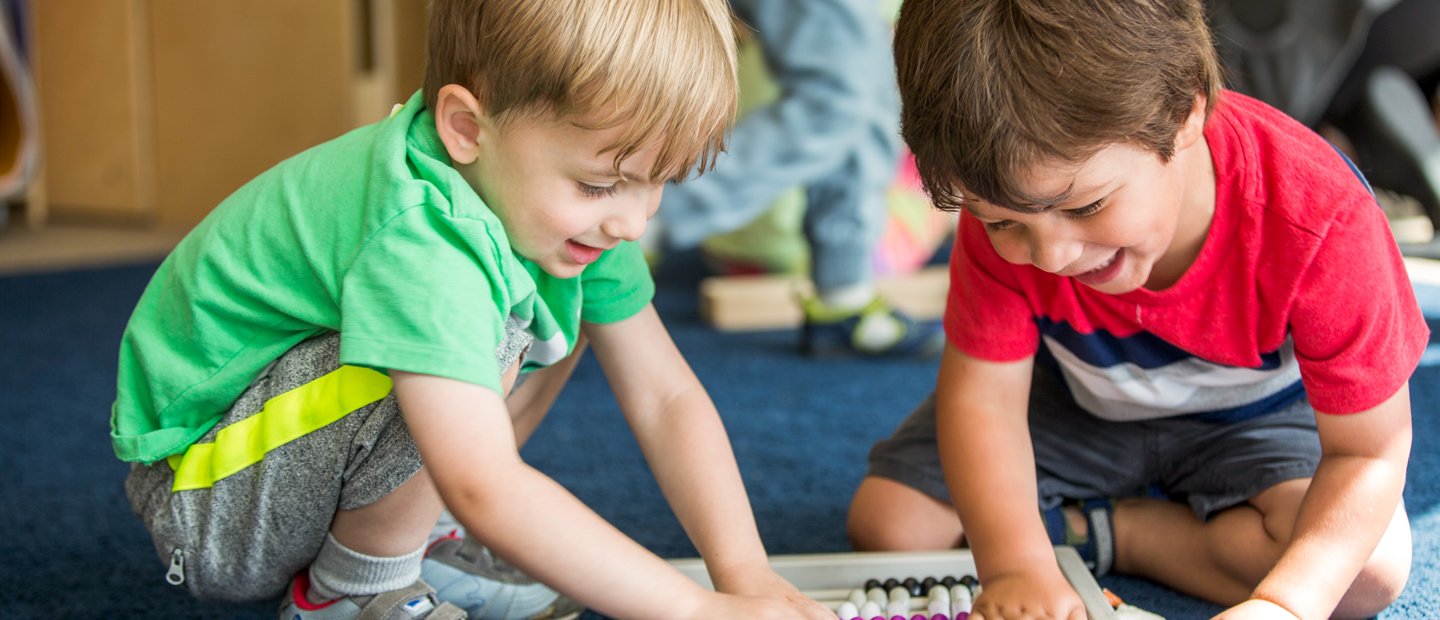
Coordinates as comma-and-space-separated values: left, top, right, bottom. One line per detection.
801, 296, 944, 358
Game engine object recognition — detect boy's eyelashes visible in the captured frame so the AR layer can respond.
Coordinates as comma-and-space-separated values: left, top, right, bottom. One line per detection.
1063, 199, 1106, 218
980, 199, 1107, 232
576, 181, 619, 199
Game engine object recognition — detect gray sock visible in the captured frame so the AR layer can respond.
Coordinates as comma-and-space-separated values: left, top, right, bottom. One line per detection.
308, 533, 425, 603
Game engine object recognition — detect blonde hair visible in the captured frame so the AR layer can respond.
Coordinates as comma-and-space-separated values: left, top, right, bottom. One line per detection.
894, 0, 1222, 212
424, 0, 740, 181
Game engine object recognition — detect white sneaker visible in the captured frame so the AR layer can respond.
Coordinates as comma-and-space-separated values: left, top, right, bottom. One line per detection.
277, 573, 466, 620
421, 536, 583, 620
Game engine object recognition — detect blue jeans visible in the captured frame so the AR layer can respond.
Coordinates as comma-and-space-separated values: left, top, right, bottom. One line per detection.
659, 0, 902, 293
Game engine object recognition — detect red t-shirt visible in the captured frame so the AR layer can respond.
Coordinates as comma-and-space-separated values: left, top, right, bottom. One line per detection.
944, 91, 1429, 419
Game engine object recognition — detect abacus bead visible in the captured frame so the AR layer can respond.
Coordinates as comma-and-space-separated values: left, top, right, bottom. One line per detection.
927, 585, 950, 604
886, 600, 908, 617
903, 577, 921, 596
847, 589, 868, 608
867, 587, 888, 607
950, 586, 971, 613
888, 587, 910, 606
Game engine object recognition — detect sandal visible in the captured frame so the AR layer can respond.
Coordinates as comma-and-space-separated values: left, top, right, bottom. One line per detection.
1041, 498, 1116, 576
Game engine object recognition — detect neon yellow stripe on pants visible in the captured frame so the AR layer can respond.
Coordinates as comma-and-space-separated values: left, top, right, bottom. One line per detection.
166, 365, 393, 492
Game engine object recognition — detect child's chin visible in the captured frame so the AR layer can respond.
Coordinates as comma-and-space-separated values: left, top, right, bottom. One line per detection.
538, 261, 587, 279
1083, 275, 1140, 295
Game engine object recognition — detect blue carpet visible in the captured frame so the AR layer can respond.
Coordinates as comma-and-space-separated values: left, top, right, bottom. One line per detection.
0, 254, 1436, 619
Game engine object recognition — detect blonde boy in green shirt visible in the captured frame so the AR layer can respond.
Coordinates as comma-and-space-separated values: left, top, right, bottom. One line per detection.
114, 1, 833, 619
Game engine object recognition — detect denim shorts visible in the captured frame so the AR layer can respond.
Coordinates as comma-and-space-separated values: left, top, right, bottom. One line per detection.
866, 363, 1322, 520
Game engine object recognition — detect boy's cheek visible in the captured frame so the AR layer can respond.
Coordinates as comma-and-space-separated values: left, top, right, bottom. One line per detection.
988, 237, 1032, 267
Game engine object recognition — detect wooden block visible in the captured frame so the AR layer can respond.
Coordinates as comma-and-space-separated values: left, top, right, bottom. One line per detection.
699, 265, 950, 331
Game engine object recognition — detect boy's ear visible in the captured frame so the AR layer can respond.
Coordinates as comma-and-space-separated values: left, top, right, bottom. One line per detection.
1174, 93, 1209, 151
433, 84, 492, 165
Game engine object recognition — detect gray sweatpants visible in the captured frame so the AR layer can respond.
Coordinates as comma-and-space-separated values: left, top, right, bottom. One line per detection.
126, 334, 421, 601
126, 327, 532, 602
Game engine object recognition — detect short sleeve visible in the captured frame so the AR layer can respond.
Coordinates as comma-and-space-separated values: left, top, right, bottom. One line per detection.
578, 240, 655, 324
944, 214, 1041, 360
339, 207, 508, 392
1289, 199, 1430, 414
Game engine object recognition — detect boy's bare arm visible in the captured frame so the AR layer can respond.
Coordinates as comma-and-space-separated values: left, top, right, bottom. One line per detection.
934, 344, 1085, 619
1241, 384, 1412, 619
584, 304, 828, 615
393, 371, 720, 620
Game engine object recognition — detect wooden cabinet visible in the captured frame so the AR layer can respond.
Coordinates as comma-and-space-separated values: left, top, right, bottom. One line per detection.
31, 0, 426, 230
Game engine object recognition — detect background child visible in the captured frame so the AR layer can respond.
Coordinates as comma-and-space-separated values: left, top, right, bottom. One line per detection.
113, 1, 832, 619
847, 0, 1428, 618
651, 0, 945, 358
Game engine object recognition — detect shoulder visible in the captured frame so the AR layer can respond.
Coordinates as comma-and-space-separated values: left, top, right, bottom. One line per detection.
1207, 91, 1376, 239
1204, 91, 1392, 296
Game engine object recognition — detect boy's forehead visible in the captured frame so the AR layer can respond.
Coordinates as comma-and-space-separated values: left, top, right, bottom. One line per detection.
970, 147, 1130, 212
566, 122, 671, 181
578, 158, 653, 181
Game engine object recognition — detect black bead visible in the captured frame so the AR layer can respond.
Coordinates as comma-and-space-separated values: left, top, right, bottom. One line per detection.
904, 576, 921, 596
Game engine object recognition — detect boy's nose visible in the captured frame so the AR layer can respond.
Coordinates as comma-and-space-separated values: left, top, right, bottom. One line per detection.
1027, 229, 1083, 274
601, 204, 649, 242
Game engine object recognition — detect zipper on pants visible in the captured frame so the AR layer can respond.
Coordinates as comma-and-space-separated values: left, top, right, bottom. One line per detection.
165, 547, 186, 586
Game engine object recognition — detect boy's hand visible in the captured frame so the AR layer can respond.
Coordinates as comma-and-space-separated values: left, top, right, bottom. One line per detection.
1211, 599, 1301, 620
970, 567, 1085, 620
710, 565, 832, 617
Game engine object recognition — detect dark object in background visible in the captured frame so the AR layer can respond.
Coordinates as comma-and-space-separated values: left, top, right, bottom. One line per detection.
0, 0, 39, 228
1209, 0, 1440, 256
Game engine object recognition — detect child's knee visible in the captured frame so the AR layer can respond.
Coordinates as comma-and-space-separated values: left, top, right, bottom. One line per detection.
1338, 510, 1412, 617
846, 477, 960, 551
1339, 562, 1409, 618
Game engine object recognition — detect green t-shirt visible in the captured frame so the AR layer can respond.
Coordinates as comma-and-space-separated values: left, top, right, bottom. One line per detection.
111, 92, 654, 464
